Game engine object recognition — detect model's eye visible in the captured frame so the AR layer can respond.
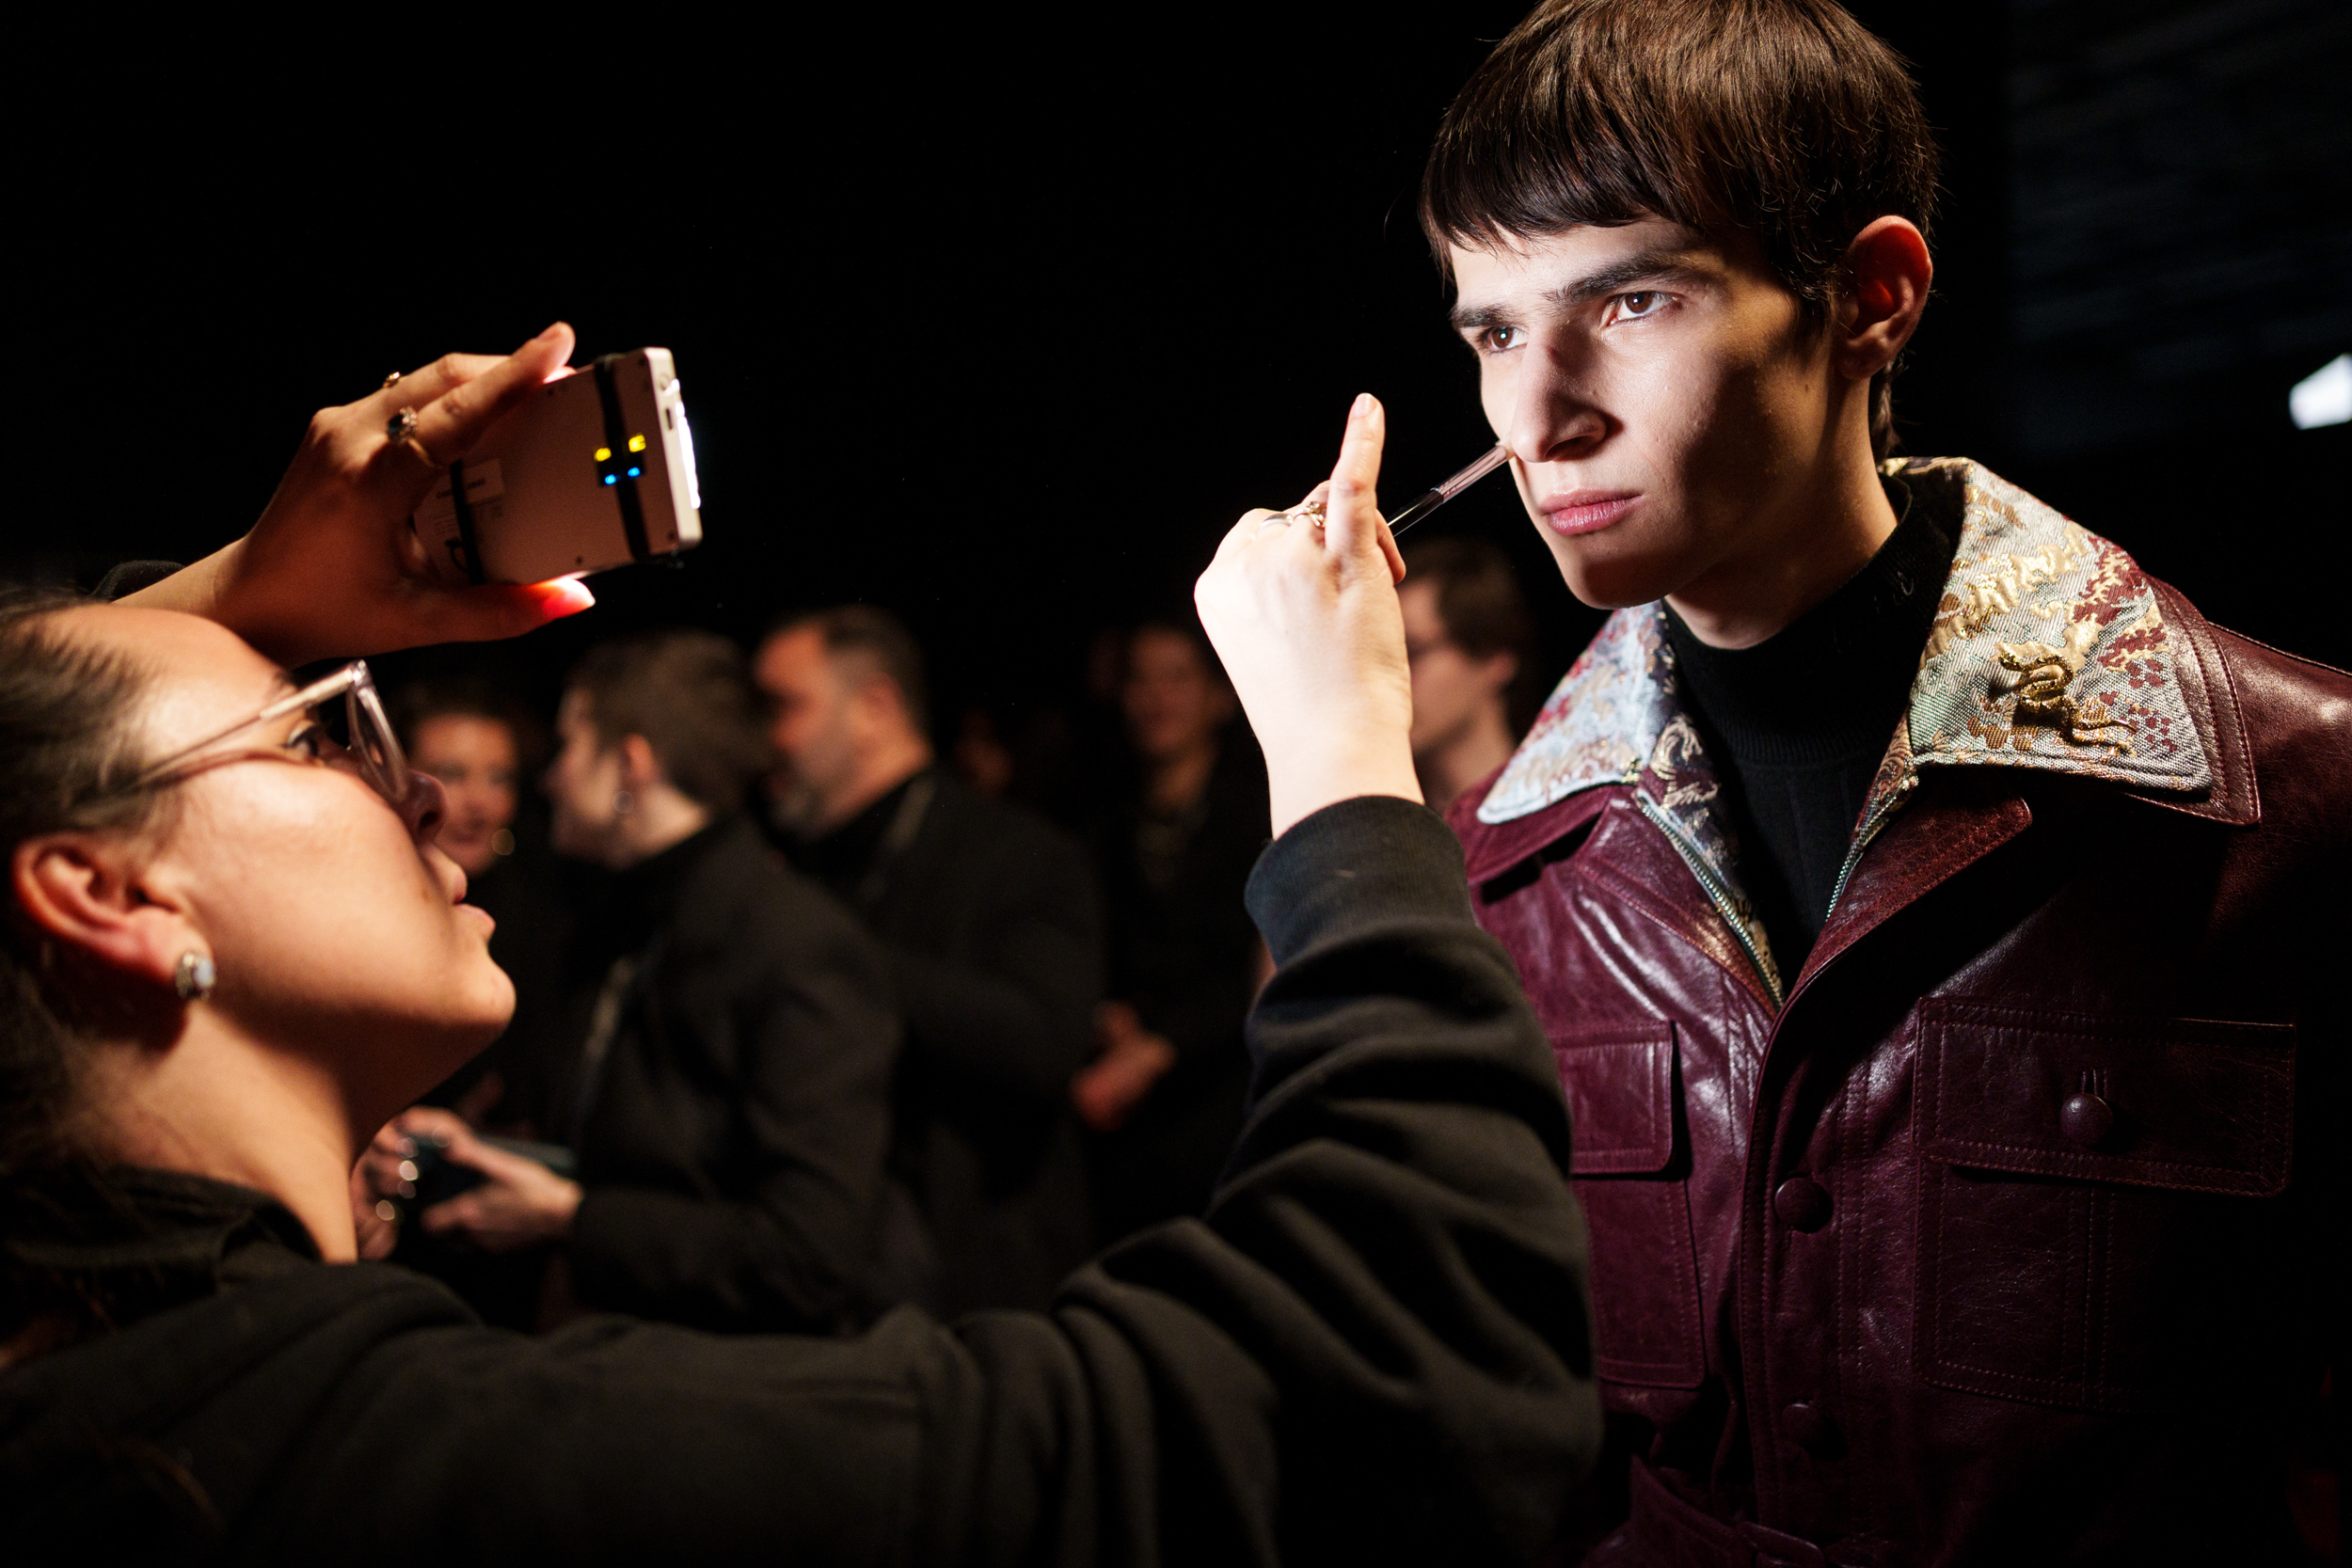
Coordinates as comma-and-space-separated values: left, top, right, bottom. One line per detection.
1477, 325, 1524, 354
284, 721, 327, 761
1615, 291, 1664, 320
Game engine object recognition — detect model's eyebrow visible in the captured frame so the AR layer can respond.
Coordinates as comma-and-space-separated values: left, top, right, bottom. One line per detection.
1449, 249, 1713, 333
1547, 250, 1711, 309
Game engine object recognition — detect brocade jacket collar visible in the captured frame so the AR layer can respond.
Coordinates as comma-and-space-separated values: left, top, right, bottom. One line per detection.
1474, 457, 2221, 1004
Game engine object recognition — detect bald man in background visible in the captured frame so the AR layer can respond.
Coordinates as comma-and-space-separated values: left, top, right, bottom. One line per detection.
755, 608, 1102, 1314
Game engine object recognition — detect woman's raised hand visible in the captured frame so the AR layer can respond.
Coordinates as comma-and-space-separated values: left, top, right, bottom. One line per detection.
1194, 393, 1422, 838
121, 324, 595, 666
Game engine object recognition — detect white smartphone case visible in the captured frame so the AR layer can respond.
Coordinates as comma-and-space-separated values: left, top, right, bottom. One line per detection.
412, 348, 702, 585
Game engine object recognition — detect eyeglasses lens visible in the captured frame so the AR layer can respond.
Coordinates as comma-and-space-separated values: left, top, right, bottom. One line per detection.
345, 680, 409, 805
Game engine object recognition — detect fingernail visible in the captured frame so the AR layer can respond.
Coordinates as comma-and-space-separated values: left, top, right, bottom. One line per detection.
533, 322, 567, 344
1352, 392, 1374, 419
529, 577, 596, 618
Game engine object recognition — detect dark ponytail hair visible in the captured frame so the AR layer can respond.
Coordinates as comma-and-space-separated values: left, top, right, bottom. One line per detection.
0, 593, 164, 1185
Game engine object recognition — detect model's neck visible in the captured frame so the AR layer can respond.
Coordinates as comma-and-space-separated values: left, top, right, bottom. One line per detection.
1665, 434, 1899, 651
87, 1014, 373, 1263
1416, 702, 1517, 817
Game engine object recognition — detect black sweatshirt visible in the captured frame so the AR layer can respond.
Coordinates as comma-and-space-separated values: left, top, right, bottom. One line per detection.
1661, 483, 1956, 973
0, 799, 1598, 1563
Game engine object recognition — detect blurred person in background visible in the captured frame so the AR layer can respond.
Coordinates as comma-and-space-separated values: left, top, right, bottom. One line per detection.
391, 677, 570, 1130
1076, 620, 1269, 1243
379, 679, 573, 1326
363, 630, 903, 1334
756, 607, 1100, 1315
1398, 537, 1538, 816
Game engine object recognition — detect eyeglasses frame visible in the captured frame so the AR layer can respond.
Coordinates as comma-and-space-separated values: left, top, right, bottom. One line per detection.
114, 659, 411, 808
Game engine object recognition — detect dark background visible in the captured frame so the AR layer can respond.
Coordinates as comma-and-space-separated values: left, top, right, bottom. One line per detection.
9, 1, 2348, 732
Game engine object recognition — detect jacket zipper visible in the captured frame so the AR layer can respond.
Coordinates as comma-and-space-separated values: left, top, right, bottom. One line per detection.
1823, 771, 1919, 921
1629, 789, 1785, 1009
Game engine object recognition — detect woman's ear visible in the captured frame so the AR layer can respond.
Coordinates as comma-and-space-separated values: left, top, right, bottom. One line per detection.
11, 833, 196, 992
1836, 216, 1933, 383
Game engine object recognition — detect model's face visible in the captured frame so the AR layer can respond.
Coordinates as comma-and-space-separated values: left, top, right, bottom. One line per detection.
1122, 629, 1228, 765
72, 607, 510, 1078
1448, 217, 1838, 610
409, 715, 518, 878
1398, 579, 1512, 756
544, 690, 628, 862
753, 628, 861, 833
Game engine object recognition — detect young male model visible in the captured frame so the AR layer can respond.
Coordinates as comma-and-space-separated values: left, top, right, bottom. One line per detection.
1403, 1, 2343, 1560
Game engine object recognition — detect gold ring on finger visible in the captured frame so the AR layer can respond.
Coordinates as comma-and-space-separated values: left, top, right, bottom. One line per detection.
381, 370, 404, 389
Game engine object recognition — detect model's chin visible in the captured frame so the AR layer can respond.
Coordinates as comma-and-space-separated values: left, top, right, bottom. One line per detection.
1552, 551, 1680, 612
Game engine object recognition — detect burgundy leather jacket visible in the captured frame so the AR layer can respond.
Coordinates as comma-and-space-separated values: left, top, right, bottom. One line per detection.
1450, 460, 2346, 1565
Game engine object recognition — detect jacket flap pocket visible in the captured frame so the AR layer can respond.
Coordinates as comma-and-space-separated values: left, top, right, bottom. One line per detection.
1554, 1023, 1678, 1176
1916, 1000, 2292, 1196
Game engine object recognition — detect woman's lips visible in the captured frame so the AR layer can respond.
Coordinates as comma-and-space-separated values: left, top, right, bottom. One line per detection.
1540, 490, 1642, 536
459, 902, 497, 939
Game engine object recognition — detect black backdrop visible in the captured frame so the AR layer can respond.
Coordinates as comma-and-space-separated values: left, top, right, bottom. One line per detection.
10, 3, 2345, 725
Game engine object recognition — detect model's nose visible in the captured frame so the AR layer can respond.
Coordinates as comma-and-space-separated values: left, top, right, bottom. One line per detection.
1503, 341, 1610, 467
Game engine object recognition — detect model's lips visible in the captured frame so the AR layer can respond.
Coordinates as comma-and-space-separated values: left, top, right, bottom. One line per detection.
1539, 490, 1642, 536
459, 902, 497, 939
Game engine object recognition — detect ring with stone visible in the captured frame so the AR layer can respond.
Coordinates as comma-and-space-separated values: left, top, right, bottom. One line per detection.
1287, 499, 1328, 530
386, 407, 421, 444
381, 370, 404, 389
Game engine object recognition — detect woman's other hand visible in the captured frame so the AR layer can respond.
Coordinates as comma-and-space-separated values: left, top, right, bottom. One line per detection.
1194, 393, 1421, 838
120, 324, 596, 666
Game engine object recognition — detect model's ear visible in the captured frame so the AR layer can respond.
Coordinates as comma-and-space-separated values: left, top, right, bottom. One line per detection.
1837, 216, 1933, 382
11, 832, 195, 993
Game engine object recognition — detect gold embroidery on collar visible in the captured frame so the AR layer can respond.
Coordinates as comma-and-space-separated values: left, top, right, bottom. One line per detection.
1967, 619, 2133, 752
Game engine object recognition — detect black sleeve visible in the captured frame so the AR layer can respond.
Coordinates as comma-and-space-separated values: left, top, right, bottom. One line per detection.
296, 797, 1599, 1562
882, 833, 1102, 1109
564, 913, 898, 1331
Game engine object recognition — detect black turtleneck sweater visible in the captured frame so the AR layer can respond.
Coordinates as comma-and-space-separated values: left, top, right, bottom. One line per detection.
1661, 483, 1955, 977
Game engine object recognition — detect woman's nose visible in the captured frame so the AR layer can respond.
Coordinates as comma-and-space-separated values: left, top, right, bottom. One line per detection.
399, 768, 449, 847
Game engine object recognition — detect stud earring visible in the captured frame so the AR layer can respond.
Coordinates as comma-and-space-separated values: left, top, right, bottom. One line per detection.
173, 951, 216, 1001
613, 789, 635, 816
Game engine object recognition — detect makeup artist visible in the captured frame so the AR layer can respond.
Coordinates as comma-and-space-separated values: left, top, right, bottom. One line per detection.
1, 339, 1600, 1560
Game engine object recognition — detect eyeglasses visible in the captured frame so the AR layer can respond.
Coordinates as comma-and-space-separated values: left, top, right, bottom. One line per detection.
118, 660, 411, 807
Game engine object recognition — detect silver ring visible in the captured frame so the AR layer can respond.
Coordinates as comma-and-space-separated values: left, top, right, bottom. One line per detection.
1287, 500, 1328, 530
381, 370, 404, 389
387, 408, 421, 444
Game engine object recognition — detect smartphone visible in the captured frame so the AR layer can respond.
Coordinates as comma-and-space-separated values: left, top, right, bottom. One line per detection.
411, 348, 703, 585
396, 1132, 580, 1218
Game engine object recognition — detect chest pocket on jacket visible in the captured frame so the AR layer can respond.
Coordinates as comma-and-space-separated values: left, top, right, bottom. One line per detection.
1914, 999, 2294, 1415
1556, 1022, 1706, 1389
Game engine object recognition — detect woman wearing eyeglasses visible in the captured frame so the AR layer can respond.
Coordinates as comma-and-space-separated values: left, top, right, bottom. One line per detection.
0, 342, 1599, 1560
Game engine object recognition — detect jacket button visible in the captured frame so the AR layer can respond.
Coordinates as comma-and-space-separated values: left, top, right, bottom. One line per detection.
1779, 1401, 1842, 1458
1772, 1176, 1832, 1232
2060, 1092, 2115, 1148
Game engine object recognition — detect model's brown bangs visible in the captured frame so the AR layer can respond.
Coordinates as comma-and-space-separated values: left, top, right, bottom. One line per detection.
1421, 0, 1936, 307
